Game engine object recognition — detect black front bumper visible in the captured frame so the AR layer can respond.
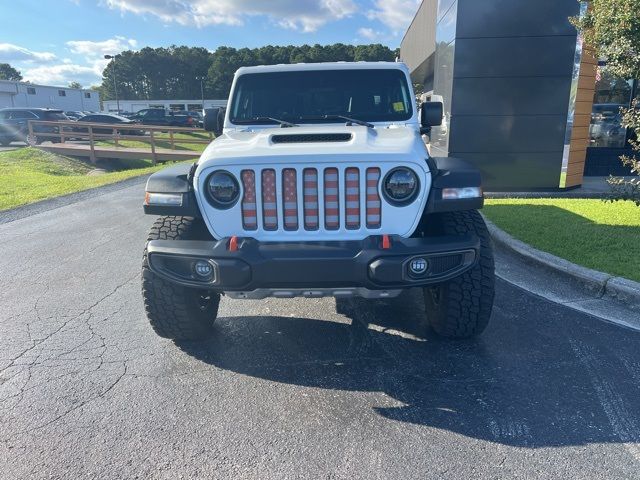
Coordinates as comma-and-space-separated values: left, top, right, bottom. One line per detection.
146, 235, 479, 291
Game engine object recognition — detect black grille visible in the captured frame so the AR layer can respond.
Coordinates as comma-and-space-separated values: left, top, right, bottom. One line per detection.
271, 133, 352, 144
429, 254, 463, 275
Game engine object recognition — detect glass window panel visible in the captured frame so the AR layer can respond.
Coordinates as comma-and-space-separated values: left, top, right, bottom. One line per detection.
589, 72, 632, 148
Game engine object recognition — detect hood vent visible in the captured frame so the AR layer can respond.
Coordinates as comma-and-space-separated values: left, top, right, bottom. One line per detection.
271, 133, 352, 144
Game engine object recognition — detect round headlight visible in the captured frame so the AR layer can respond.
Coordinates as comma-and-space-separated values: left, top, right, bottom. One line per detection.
207, 170, 239, 208
383, 168, 419, 204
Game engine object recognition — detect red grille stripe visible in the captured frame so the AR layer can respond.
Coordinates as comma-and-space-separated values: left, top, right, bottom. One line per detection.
324, 167, 339, 229
241, 170, 257, 230
366, 167, 381, 228
345, 167, 360, 229
303, 168, 318, 230
262, 169, 277, 230
282, 168, 298, 230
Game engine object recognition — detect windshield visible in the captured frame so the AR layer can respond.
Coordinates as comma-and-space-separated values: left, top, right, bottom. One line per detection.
230, 69, 413, 125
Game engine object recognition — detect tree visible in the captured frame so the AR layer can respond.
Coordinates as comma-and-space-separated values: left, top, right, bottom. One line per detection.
100, 46, 213, 101
573, 0, 640, 205
205, 43, 396, 97
68, 81, 82, 89
99, 43, 397, 101
0, 63, 22, 81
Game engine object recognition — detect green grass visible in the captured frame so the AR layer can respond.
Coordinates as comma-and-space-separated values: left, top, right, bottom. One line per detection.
484, 198, 640, 282
95, 131, 211, 153
0, 148, 186, 211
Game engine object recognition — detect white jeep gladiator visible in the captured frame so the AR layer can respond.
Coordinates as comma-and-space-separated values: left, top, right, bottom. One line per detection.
141, 62, 495, 341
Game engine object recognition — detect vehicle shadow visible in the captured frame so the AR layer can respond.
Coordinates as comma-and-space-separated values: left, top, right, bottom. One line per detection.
176, 287, 639, 449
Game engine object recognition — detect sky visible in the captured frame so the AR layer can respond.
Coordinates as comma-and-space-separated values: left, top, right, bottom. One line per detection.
0, 0, 421, 88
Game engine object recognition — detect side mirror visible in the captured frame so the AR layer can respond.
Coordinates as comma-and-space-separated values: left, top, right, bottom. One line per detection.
204, 107, 225, 136
420, 101, 443, 134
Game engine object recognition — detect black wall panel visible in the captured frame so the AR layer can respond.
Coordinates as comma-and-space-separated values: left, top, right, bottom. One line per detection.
451, 77, 573, 116
456, 152, 567, 190
453, 36, 576, 79
456, 0, 580, 38
449, 116, 568, 154
443, 0, 580, 189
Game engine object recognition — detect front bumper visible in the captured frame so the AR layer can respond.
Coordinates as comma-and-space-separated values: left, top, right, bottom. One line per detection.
146, 235, 479, 294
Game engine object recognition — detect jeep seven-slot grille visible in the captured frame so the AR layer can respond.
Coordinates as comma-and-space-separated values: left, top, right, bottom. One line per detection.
240, 167, 381, 232
271, 133, 352, 144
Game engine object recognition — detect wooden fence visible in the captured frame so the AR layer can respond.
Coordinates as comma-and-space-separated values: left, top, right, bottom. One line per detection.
27, 119, 212, 164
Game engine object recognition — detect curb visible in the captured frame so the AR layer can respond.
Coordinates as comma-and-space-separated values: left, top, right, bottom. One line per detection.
485, 191, 608, 200
484, 216, 640, 311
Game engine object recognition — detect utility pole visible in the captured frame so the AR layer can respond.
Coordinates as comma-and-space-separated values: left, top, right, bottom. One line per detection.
104, 54, 121, 113
196, 76, 205, 113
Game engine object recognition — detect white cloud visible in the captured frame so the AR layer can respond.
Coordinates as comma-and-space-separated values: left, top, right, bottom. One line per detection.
0, 43, 57, 63
357, 27, 382, 41
22, 64, 101, 87
30, 36, 139, 87
104, 0, 356, 32
66, 36, 137, 57
367, 0, 420, 33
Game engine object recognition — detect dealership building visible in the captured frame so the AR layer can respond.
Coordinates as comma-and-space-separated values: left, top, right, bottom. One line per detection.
401, 0, 639, 190
0, 80, 100, 112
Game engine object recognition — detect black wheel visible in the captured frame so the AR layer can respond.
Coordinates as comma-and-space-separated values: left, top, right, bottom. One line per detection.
422, 210, 495, 338
0, 138, 11, 146
142, 216, 220, 340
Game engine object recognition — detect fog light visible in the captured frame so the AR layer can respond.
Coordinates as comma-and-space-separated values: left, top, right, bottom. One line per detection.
193, 260, 213, 279
409, 257, 428, 276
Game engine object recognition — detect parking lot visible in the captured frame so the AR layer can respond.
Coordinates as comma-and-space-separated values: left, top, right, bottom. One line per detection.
1, 182, 639, 479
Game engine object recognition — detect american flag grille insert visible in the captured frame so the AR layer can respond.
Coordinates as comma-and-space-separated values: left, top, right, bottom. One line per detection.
303, 168, 319, 230
282, 168, 298, 230
240, 170, 257, 230
365, 167, 381, 229
345, 167, 360, 229
324, 167, 339, 230
238, 167, 383, 233
261, 169, 277, 230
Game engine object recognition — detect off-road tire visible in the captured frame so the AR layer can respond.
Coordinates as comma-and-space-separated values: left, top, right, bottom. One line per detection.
142, 216, 220, 340
422, 210, 495, 338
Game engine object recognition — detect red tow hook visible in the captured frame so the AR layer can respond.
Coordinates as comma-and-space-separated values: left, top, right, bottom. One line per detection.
382, 234, 391, 250
229, 236, 238, 252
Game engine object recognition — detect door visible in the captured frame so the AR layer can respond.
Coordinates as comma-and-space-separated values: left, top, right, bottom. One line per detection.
9, 110, 37, 138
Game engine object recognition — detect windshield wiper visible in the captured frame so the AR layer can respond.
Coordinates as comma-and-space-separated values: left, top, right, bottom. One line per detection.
236, 116, 298, 128
298, 115, 374, 128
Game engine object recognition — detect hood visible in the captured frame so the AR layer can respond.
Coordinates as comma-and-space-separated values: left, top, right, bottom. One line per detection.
198, 125, 428, 165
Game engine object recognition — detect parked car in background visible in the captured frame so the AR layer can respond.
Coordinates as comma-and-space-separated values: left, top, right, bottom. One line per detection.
128, 108, 195, 128
74, 113, 144, 136
175, 110, 204, 127
64, 111, 86, 121
0, 108, 69, 146
589, 103, 627, 148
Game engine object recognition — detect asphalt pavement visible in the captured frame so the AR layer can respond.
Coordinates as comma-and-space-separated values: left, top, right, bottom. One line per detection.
1, 183, 639, 479
0, 143, 24, 153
